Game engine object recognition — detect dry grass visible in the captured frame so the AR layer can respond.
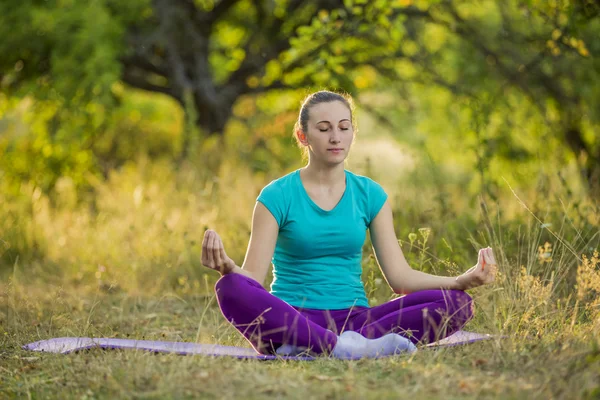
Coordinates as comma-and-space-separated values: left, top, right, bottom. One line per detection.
1, 158, 599, 399
1, 280, 599, 399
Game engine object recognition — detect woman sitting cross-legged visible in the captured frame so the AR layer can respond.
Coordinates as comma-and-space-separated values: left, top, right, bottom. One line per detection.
201, 90, 497, 358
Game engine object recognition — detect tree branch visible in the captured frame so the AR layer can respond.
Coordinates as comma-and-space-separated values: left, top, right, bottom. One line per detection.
152, 0, 194, 94
442, 1, 575, 106
122, 69, 177, 99
120, 53, 168, 77
226, 0, 345, 93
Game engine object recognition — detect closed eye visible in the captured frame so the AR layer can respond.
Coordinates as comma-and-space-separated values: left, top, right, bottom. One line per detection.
319, 128, 350, 132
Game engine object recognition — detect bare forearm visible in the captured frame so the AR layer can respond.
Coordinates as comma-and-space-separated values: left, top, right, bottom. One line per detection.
224, 264, 262, 284
393, 269, 463, 294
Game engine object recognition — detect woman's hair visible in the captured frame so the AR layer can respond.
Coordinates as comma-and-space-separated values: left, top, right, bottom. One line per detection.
293, 90, 356, 158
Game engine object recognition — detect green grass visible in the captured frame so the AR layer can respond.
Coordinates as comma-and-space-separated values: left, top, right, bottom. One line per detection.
1, 283, 599, 399
1, 153, 599, 399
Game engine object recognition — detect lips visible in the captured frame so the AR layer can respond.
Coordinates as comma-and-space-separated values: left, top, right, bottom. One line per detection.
327, 148, 343, 151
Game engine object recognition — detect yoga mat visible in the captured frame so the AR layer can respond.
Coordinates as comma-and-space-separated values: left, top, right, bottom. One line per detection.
23, 330, 495, 360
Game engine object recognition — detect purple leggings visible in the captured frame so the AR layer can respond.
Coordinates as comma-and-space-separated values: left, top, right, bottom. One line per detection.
215, 273, 473, 355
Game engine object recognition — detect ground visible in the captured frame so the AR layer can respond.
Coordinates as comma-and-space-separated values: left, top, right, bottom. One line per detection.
1, 286, 598, 399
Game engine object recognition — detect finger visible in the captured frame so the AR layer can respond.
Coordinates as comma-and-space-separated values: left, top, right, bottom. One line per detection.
201, 231, 211, 266
214, 239, 223, 272
479, 249, 486, 271
206, 232, 216, 268
482, 248, 493, 266
487, 247, 498, 264
488, 248, 497, 266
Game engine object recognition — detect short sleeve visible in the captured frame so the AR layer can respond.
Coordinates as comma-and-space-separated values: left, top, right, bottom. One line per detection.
257, 182, 286, 227
368, 179, 388, 225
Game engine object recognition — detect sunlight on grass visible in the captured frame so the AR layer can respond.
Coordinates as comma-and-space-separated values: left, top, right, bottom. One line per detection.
1, 150, 599, 398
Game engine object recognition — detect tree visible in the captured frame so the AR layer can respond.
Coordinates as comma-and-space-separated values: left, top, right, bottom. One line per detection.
1, 0, 599, 196
428, 1, 600, 197
0, 1, 373, 155
336, 0, 600, 197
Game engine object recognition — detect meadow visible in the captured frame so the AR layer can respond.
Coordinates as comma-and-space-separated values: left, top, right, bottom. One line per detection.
2, 0, 600, 397
1, 142, 599, 399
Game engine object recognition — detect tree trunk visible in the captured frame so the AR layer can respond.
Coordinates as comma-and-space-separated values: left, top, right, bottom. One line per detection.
176, 88, 236, 161
194, 93, 235, 137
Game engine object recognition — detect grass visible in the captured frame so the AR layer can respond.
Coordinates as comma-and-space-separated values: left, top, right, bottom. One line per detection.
1, 282, 598, 399
1, 155, 600, 399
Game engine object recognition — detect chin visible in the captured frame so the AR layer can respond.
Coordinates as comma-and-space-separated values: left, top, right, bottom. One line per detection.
324, 157, 347, 166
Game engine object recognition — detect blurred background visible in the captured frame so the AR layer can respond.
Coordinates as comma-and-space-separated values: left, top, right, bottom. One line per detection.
0, 0, 598, 302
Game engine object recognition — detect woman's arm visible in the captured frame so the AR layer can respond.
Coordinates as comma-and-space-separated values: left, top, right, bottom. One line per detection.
236, 201, 279, 285
201, 202, 279, 286
369, 200, 495, 294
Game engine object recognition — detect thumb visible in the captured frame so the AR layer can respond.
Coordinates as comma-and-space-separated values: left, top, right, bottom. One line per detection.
477, 249, 486, 271
481, 249, 487, 271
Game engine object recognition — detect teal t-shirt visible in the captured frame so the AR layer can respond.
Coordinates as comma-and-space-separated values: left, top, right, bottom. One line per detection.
256, 169, 388, 310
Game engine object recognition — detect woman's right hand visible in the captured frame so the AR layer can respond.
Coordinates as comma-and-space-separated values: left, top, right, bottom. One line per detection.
201, 229, 236, 275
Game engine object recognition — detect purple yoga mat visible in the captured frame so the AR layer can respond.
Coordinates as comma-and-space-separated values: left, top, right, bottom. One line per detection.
23, 330, 495, 360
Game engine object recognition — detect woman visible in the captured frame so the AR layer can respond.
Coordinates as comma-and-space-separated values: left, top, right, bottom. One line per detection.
201, 90, 497, 358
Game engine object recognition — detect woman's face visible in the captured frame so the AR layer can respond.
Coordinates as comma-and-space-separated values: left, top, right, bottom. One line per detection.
302, 101, 354, 164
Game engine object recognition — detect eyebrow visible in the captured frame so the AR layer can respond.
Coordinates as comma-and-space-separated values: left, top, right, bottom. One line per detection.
316, 119, 351, 124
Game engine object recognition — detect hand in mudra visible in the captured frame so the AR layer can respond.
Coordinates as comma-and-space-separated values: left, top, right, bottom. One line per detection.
457, 247, 498, 290
201, 230, 236, 275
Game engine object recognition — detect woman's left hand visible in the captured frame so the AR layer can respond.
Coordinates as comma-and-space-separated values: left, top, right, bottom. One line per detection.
456, 247, 498, 290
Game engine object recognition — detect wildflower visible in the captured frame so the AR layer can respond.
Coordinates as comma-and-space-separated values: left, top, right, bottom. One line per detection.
537, 242, 553, 264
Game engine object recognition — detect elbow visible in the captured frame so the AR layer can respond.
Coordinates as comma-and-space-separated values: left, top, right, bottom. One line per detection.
388, 279, 408, 296
391, 275, 418, 295
391, 267, 417, 295
393, 287, 412, 296
391, 281, 414, 295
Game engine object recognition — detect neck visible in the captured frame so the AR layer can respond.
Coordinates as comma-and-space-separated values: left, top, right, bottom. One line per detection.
302, 160, 346, 187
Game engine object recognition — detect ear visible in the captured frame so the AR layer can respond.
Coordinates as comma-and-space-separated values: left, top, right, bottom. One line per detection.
296, 130, 308, 145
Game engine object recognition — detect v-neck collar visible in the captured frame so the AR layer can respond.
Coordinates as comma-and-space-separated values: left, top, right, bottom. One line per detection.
296, 169, 348, 214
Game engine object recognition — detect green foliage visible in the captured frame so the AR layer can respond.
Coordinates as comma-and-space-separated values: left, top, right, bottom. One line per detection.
0, 86, 183, 197
0, 0, 149, 196
2, 0, 599, 199
95, 87, 184, 169
0, 95, 98, 195
0, 0, 147, 104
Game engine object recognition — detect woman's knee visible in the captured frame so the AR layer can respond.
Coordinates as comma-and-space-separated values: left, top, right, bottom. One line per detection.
215, 273, 264, 301
215, 273, 249, 300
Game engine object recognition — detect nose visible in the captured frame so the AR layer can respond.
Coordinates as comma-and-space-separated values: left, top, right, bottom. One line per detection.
329, 127, 342, 143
